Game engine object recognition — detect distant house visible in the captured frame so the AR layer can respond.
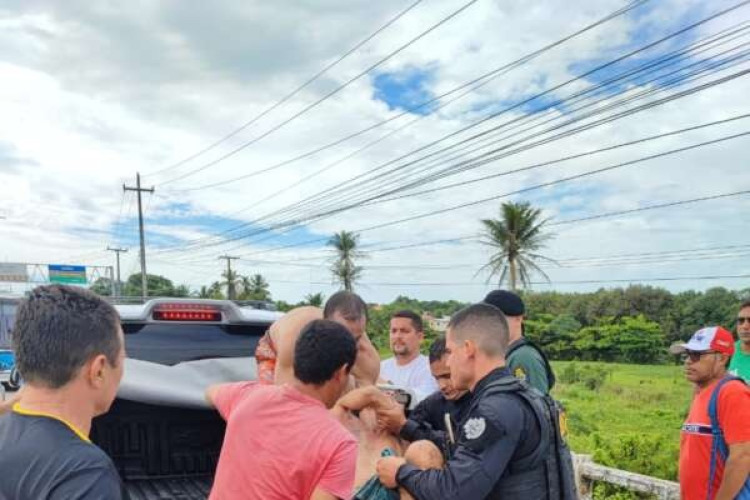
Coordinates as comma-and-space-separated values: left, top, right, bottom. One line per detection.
422, 312, 450, 332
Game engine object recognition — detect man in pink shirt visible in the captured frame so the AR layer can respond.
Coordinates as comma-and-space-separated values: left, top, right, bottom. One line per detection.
206, 319, 362, 500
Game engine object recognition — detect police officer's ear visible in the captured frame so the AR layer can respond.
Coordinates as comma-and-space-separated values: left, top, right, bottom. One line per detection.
463, 339, 478, 359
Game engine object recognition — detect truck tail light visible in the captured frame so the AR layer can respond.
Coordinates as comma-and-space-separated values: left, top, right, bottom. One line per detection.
152, 304, 222, 322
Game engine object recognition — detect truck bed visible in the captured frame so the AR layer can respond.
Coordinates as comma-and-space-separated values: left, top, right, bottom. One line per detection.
91, 399, 226, 500
125, 477, 212, 500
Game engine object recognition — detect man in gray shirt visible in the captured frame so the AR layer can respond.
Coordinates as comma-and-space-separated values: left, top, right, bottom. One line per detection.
0, 285, 126, 499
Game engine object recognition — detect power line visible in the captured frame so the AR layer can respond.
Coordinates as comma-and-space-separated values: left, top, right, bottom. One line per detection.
252, 3, 750, 225
155, 53, 750, 260
271, 46, 750, 225
160, 22, 750, 255
238, 185, 750, 260
144, 0, 425, 179
157, 0, 482, 187
150, 6, 750, 261
165, 0, 651, 194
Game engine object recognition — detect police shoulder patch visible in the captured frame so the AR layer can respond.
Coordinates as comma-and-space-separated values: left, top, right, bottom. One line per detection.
463, 417, 486, 440
514, 367, 527, 380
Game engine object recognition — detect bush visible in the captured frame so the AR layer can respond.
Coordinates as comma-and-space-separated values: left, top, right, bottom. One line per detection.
557, 363, 610, 392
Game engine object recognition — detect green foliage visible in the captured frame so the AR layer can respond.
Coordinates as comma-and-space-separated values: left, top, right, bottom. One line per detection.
558, 363, 611, 391
522, 286, 742, 350
304, 292, 325, 307
121, 273, 190, 298
553, 361, 690, 486
90, 277, 113, 296
239, 274, 271, 301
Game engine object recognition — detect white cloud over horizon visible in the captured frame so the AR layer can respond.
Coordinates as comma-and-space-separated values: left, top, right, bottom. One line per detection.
1, 0, 749, 303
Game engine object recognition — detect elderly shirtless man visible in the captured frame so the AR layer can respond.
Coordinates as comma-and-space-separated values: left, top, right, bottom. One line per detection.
254, 291, 402, 490
256, 291, 380, 386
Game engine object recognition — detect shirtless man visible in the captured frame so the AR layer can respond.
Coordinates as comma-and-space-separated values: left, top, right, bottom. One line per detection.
254, 291, 397, 490
256, 291, 380, 387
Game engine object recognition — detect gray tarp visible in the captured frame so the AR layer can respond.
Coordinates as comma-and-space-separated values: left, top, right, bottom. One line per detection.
118, 357, 257, 409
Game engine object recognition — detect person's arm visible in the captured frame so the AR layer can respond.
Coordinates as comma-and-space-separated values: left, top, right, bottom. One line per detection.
331, 385, 395, 420
715, 441, 750, 500
350, 334, 380, 386
379, 393, 449, 450
205, 382, 257, 420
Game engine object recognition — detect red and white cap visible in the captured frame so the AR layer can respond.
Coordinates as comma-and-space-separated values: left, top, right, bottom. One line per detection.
669, 326, 735, 356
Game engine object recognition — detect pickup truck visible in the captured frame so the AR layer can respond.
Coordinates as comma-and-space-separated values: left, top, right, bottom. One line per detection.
91, 299, 281, 500
0, 296, 20, 391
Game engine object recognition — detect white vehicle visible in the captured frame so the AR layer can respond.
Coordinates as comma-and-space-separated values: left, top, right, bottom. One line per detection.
92, 298, 281, 499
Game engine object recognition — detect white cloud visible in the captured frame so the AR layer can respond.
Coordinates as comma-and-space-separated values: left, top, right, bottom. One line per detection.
1, 0, 749, 302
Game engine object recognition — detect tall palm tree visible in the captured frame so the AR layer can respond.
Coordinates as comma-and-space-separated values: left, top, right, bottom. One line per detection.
480, 201, 555, 291
328, 230, 364, 292
221, 269, 242, 300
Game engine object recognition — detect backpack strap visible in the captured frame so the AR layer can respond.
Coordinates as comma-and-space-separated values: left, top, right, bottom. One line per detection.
706, 375, 745, 500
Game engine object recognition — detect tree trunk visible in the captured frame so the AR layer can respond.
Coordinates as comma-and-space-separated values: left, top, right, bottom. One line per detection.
509, 259, 517, 291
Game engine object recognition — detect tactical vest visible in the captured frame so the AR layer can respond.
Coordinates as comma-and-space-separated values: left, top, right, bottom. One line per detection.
465, 376, 577, 500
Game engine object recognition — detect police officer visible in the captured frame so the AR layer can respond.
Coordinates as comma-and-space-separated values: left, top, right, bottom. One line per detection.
376, 303, 549, 499
377, 335, 472, 455
484, 290, 555, 393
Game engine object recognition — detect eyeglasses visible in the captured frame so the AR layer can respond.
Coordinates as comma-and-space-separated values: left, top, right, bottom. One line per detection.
681, 351, 717, 363
737, 317, 750, 325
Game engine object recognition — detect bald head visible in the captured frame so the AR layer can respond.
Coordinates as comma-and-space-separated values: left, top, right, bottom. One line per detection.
448, 303, 509, 358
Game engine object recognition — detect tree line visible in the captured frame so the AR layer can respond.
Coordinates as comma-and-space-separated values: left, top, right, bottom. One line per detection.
364, 286, 749, 364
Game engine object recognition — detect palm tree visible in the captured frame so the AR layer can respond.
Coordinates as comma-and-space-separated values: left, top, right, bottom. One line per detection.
247, 274, 271, 301
221, 269, 242, 300
304, 292, 325, 307
328, 230, 364, 292
480, 201, 555, 291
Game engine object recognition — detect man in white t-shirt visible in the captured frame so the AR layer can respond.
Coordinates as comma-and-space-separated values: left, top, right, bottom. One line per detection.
380, 310, 438, 402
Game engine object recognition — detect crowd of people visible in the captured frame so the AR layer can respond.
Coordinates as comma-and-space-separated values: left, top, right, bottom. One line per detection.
0, 284, 748, 499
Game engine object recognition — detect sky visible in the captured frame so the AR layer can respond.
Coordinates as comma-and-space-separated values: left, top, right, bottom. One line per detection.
1, 0, 749, 304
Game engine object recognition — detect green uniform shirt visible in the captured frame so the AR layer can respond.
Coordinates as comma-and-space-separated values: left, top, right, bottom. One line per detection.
507, 342, 550, 394
729, 340, 750, 383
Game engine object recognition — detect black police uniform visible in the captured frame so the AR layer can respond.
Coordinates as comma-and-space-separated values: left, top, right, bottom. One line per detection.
400, 390, 471, 454
395, 367, 546, 500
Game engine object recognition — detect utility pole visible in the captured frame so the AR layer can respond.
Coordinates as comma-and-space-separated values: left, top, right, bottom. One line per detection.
124, 173, 154, 303
218, 255, 239, 300
106, 247, 128, 298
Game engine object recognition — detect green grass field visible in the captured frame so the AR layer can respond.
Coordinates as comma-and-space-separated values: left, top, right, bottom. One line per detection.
551, 361, 692, 482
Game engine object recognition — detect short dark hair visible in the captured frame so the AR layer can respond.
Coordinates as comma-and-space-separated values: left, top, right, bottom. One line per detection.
448, 303, 509, 357
293, 319, 357, 385
12, 285, 121, 389
741, 300, 750, 311
323, 291, 368, 321
392, 309, 423, 332
429, 335, 447, 364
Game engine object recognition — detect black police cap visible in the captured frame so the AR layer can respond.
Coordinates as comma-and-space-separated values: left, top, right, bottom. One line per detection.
483, 290, 525, 316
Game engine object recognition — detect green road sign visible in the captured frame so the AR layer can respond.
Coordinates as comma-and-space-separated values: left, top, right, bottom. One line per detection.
48, 265, 87, 285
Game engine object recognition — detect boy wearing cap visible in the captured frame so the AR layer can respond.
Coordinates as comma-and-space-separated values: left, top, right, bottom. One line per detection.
483, 290, 554, 393
672, 326, 750, 500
